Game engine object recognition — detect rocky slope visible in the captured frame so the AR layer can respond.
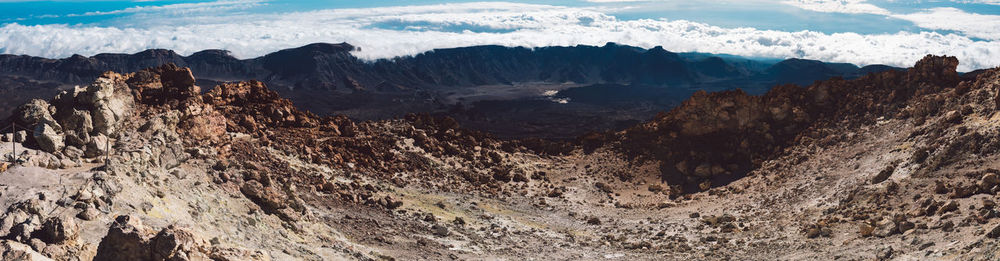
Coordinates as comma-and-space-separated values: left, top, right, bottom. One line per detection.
0, 56, 997, 260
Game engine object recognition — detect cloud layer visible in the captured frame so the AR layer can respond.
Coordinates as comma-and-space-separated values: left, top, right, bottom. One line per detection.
781, 0, 890, 15
0, 2, 997, 71
892, 7, 1000, 41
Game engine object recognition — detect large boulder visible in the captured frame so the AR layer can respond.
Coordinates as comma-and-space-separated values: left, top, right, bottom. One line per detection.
76, 74, 135, 136
61, 110, 94, 146
32, 123, 64, 153
94, 215, 151, 261
149, 227, 210, 260
84, 134, 109, 158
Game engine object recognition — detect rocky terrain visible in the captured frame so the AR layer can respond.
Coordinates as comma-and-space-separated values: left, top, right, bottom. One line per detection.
0, 55, 998, 260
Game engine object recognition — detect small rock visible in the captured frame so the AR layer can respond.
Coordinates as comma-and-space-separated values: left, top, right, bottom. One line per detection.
987, 224, 1000, 238
939, 201, 959, 214
940, 220, 955, 232
877, 246, 893, 260
872, 165, 895, 184
212, 160, 229, 171
859, 223, 875, 237
13, 130, 27, 143
28, 238, 45, 252
874, 217, 898, 237
934, 181, 949, 194
805, 228, 822, 238
432, 224, 449, 237
170, 169, 186, 179
74, 189, 94, 203
77, 208, 99, 221
587, 217, 601, 225
980, 173, 999, 191
983, 199, 996, 209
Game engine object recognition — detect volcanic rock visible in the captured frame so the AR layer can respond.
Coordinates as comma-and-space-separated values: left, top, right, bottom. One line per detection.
33, 216, 78, 244
95, 215, 151, 261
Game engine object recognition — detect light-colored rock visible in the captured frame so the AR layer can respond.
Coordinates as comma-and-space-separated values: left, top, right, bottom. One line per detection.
14, 130, 27, 143
76, 75, 135, 136
0, 240, 54, 261
63, 146, 84, 159
32, 123, 64, 153
62, 110, 94, 146
85, 133, 110, 158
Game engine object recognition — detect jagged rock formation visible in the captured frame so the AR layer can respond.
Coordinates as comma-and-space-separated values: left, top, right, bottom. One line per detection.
6, 70, 134, 156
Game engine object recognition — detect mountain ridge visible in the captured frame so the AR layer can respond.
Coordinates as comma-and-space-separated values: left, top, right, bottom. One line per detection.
0, 42, 898, 92
0, 42, 904, 138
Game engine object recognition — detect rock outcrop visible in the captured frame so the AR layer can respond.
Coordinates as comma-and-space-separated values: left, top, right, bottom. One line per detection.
6, 71, 135, 155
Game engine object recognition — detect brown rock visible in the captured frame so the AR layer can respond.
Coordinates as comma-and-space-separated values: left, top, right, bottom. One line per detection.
240, 181, 294, 221
987, 224, 1000, 238
94, 215, 151, 261
34, 217, 78, 244
938, 201, 959, 214
980, 173, 999, 191
872, 165, 894, 184
431, 224, 449, 237
150, 226, 209, 260
859, 223, 875, 237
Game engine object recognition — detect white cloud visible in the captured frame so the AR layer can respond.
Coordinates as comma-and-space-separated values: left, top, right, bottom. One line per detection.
953, 0, 1000, 5
892, 7, 1000, 40
781, 0, 890, 15
0, 2, 996, 71
66, 0, 266, 17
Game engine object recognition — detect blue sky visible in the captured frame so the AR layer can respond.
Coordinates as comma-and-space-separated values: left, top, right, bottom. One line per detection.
0, 0, 997, 71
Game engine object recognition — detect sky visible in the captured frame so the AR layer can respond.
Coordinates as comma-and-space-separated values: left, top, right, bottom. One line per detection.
0, 0, 997, 71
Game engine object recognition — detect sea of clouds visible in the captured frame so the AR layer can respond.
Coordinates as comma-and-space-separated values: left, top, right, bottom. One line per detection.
0, 1, 997, 71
